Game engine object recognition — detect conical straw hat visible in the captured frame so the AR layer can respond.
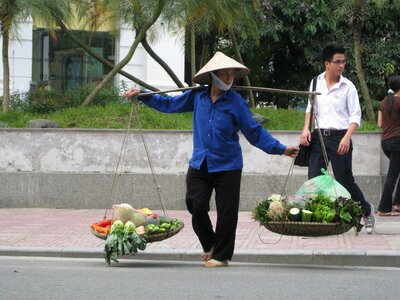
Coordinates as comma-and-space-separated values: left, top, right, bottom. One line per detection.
192, 51, 250, 84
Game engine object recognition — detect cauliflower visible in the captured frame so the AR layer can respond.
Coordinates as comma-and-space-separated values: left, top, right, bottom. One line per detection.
268, 194, 282, 202
267, 200, 286, 221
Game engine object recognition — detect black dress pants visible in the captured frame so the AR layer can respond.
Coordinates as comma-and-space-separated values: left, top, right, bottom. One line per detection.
308, 131, 371, 215
185, 160, 242, 261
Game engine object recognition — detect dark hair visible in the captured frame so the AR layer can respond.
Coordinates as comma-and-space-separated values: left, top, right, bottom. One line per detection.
322, 42, 346, 63
387, 75, 400, 117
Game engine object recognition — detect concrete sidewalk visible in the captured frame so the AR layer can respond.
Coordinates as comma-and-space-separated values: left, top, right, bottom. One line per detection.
1, 208, 400, 267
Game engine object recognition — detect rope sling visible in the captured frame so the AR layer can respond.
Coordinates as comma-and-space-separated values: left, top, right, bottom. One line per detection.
262, 89, 358, 239
102, 100, 168, 220
93, 83, 355, 241
91, 100, 182, 242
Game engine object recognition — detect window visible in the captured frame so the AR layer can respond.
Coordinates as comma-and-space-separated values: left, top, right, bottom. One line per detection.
32, 29, 115, 91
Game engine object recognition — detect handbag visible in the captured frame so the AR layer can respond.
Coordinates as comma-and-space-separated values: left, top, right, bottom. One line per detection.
294, 76, 317, 167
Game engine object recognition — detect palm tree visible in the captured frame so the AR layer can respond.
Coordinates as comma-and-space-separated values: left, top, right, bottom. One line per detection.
0, 0, 74, 112
335, 0, 388, 122
162, 0, 260, 106
34, 0, 160, 91
0, 0, 24, 112
81, 0, 165, 106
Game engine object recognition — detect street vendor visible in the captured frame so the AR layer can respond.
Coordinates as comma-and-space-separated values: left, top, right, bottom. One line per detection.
124, 51, 299, 267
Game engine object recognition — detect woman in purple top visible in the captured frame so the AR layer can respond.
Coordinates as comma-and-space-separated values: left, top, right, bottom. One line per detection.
377, 75, 400, 216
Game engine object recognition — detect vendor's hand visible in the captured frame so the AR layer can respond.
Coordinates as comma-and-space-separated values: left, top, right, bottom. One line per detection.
300, 130, 311, 146
283, 146, 299, 158
123, 87, 141, 101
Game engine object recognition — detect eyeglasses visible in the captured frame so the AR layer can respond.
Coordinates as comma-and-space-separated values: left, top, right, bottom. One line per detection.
330, 60, 347, 65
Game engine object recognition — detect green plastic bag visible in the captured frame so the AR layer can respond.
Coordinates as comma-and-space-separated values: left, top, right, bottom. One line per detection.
296, 169, 351, 201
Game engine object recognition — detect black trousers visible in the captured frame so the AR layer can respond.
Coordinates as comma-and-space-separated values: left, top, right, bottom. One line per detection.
308, 131, 371, 215
379, 136, 400, 212
185, 160, 242, 261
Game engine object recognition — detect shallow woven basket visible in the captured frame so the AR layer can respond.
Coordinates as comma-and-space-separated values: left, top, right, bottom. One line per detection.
90, 221, 184, 242
263, 221, 354, 237
90, 228, 108, 240
144, 222, 184, 243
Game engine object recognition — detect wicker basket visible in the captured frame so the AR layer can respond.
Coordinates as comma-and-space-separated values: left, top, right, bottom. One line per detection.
263, 221, 355, 237
144, 222, 184, 243
90, 228, 108, 240
90, 221, 184, 242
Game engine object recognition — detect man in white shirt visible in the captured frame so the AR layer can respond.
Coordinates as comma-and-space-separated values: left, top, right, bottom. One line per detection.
300, 41, 375, 234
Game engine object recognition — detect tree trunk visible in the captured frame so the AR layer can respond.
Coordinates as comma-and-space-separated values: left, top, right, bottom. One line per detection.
1, 26, 10, 113
81, 0, 165, 106
190, 23, 196, 86
353, 28, 375, 122
140, 35, 184, 88
228, 28, 254, 107
199, 39, 209, 68
55, 20, 158, 92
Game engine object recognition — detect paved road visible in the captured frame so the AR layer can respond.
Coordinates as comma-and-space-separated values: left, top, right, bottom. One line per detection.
1, 256, 400, 300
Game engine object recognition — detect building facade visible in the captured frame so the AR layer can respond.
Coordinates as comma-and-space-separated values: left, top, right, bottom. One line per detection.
0, 19, 185, 97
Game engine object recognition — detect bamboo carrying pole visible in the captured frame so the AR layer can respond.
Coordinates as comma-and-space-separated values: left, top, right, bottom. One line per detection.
137, 85, 320, 97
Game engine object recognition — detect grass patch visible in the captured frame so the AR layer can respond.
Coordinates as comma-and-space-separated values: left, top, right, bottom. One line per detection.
0, 102, 380, 131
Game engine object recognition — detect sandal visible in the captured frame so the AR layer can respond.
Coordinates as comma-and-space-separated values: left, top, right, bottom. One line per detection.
201, 247, 213, 262
393, 205, 400, 212
378, 211, 400, 217
204, 259, 228, 268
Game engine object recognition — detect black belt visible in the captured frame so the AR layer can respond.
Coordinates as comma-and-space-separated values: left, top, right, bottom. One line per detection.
318, 129, 347, 136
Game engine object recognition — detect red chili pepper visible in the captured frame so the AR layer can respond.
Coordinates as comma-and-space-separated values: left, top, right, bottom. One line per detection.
95, 219, 112, 227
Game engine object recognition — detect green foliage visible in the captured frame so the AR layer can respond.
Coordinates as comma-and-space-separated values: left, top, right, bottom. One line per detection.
24, 84, 122, 114
235, 0, 400, 114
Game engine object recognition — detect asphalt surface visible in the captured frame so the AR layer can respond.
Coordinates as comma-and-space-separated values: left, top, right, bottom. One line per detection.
1, 208, 400, 267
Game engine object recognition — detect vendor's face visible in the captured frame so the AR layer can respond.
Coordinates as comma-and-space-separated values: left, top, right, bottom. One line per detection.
216, 68, 236, 84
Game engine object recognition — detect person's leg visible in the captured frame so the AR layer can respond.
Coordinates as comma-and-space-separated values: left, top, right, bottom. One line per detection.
327, 136, 371, 215
327, 135, 374, 232
392, 154, 400, 207
379, 139, 400, 212
308, 131, 328, 179
210, 169, 242, 262
386, 138, 400, 209
185, 161, 214, 253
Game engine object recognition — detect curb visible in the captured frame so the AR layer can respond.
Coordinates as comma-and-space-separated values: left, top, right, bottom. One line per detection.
1, 247, 400, 268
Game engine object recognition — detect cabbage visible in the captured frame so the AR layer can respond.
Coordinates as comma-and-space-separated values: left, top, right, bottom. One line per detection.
113, 203, 135, 223
130, 211, 147, 227
124, 221, 136, 234
110, 220, 124, 234
112, 203, 147, 227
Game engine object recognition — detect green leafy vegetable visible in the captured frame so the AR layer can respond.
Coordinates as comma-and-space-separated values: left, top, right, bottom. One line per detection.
253, 199, 272, 224
104, 221, 147, 265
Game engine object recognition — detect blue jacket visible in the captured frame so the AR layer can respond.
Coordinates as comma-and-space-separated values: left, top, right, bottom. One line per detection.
139, 87, 286, 172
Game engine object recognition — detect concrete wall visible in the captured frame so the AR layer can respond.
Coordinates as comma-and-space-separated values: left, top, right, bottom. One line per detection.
0, 129, 386, 210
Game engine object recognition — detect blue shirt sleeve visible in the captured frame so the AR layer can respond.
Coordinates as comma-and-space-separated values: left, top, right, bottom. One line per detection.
233, 94, 286, 155
138, 89, 197, 113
